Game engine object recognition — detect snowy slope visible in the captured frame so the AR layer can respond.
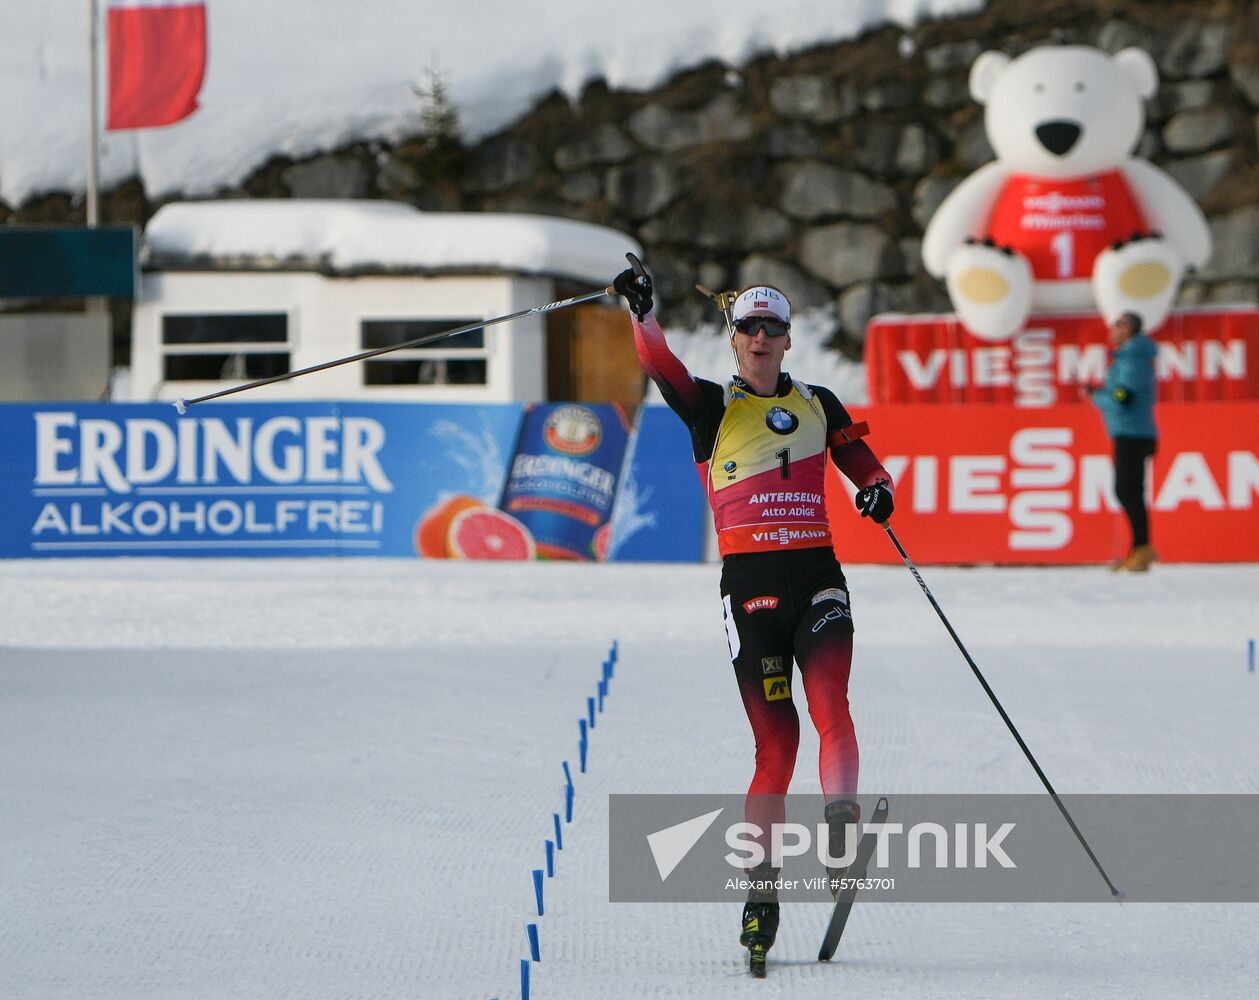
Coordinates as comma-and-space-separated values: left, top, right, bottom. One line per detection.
0, 1, 986, 205
1, 557, 1256, 999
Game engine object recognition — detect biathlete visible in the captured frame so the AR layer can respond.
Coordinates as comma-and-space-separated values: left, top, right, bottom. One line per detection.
613, 262, 895, 970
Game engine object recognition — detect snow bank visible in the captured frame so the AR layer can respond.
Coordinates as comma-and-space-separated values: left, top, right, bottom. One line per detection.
0, 0, 987, 204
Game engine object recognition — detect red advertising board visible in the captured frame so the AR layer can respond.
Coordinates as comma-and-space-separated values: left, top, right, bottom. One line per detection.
826, 401, 1259, 565
865, 306, 1259, 407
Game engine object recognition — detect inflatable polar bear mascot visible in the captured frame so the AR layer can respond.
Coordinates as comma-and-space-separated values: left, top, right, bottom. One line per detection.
922, 44, 1212, 341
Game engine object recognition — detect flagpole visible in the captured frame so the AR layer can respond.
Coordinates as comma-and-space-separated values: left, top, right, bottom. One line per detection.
87, 0, 100, 227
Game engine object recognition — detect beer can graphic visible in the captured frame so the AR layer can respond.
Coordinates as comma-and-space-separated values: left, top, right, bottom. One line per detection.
499, 403, 629, 560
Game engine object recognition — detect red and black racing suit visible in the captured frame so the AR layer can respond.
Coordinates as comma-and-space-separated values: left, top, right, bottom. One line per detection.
632, 313, 893, 841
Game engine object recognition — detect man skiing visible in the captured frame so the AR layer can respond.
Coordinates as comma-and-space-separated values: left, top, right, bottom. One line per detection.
613, 262, 895, 975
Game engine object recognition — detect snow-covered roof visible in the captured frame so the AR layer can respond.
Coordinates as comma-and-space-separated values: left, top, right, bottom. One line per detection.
143, 200, 641, 285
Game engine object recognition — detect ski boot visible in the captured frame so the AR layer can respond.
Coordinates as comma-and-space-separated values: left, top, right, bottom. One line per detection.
823, 799, 861, 900
739, 862, 780, 978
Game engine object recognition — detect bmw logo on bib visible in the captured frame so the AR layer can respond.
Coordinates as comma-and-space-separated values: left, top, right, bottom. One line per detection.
765, 407, 798, 435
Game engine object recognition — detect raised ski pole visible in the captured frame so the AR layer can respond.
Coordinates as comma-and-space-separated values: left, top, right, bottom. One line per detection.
170, 284, 616, 413
881, 522, 1123, 898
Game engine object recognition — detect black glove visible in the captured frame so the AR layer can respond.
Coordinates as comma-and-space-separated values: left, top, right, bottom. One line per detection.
613, 267, 654, 320
855, 483, 894, 524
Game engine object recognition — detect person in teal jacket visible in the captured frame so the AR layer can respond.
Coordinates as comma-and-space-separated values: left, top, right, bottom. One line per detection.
1084, 312, 1159, 571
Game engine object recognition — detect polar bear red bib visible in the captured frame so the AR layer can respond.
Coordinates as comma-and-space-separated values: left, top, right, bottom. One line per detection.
986, 170, 1149, 281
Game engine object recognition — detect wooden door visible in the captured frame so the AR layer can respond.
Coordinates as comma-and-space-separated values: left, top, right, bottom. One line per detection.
546, 304, 643, 414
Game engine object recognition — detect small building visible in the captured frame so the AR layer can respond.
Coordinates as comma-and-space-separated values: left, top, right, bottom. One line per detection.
130, 200, 643, 407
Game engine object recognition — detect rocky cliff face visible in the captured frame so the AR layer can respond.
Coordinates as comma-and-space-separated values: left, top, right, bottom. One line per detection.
7, 0, 1258, 357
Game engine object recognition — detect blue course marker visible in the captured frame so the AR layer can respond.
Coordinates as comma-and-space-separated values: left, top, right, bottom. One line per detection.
587, 696, 596, 729
526, 923, 541, 962
521, 959, 531, 1000
553, 812, 563, 851
1249, 638, 1255, 673
565, 784, 574, 823
579, 718, 587, 743
562, 760, 574, 791
579, 737, 588, 773
545, 839, 554, 877
532, 869, 544, 916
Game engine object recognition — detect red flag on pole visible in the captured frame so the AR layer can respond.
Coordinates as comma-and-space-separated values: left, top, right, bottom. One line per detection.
106, 2, 207, 131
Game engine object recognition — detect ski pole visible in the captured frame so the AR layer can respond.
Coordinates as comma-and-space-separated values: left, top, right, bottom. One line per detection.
881, 522, 1123, 898
171, 285, 616, 413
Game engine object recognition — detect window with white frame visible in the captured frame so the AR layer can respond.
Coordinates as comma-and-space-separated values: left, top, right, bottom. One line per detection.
360, 319, 487, 386
161, 313, 290, 382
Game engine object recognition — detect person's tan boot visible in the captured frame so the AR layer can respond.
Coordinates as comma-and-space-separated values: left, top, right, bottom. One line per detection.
1119, 544, 1158, 572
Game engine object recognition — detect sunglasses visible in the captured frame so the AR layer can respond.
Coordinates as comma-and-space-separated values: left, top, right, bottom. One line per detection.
732, 316, 790, 338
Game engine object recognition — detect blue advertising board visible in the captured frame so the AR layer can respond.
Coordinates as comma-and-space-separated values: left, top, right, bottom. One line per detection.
608, 404, 707, 563
0, 402, 522, 557
0, 401, 706, 561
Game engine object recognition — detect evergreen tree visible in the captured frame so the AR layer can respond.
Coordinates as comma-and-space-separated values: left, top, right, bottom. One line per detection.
414, 64, 462, 153
407, 64, 466, 189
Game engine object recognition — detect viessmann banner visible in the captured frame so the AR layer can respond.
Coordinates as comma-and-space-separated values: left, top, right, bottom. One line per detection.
0, 401, 705, 561
866, 306, 1259, 407
825, 401, 1259, 565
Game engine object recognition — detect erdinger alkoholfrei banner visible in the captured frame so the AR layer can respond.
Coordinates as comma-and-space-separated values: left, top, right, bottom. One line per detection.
866, 306, 1259, 407
0, 401, 706, 561
3, 402, 519, 557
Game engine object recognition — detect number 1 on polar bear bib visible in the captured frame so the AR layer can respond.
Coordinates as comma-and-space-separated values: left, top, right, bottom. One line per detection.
1050, 231, 1073, 279
987, 171, 1148, 282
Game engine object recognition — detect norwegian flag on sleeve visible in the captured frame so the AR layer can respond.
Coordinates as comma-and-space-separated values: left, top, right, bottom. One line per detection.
107, 1, 207, 131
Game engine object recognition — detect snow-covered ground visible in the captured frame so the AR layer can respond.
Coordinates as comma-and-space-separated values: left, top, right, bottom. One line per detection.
2, 556, 1257, 999
1, 0, 987, 205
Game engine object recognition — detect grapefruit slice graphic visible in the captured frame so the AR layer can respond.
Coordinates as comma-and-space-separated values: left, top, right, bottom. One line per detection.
415, 494, 484, 558
591, 522, 613, 561
447, 507, 536, 561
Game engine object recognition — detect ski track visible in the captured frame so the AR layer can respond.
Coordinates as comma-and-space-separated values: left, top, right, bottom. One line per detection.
0, 559, 1256, 999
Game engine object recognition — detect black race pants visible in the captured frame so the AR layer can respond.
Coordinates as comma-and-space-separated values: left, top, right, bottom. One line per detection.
719, 547, 858, 808
1114, 435, 1157, 549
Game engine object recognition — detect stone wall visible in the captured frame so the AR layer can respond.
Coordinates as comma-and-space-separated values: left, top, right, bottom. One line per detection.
5, 0, 1258, 358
